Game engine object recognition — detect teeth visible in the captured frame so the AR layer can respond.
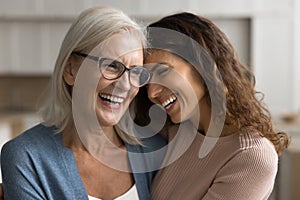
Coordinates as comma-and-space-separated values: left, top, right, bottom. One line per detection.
99, 94, 124, 104
165, 103, 172, 110
162, 96, 177, 108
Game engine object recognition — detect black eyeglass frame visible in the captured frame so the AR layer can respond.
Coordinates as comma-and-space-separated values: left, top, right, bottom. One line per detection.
72, 51, 151, 87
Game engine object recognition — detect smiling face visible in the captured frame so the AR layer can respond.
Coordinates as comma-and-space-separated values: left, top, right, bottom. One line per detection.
64, 31, 143, 127
145, 50, 206, 124
95, 33, 143, 127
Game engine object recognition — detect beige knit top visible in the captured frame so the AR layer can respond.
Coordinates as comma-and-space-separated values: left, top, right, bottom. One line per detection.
151, 125, 278, 200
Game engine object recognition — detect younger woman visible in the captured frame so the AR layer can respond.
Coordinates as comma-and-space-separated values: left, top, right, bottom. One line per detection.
136, 12, 290, 200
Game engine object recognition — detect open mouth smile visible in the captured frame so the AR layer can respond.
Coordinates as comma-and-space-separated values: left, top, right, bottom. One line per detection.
99, 93, 125, 106
162, 96, 177, 110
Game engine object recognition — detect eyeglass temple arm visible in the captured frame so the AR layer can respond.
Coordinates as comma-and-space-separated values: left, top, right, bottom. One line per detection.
73, 52, 101, 62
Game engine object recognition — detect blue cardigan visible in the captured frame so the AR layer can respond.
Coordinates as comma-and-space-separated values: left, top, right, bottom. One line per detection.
1, 124, 166, 200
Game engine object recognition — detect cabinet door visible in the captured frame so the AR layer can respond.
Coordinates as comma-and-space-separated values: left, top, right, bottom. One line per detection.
0, 20, 70, 75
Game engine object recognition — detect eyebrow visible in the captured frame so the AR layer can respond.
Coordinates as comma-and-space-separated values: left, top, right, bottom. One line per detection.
109, 58, 143, 68
149, 62, 171, 72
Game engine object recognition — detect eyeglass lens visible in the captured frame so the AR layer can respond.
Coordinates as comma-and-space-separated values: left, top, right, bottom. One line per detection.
72, 52, 151, 87
99, 58, 151, 87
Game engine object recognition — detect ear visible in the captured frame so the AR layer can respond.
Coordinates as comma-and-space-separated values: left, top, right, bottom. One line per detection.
63, 57, 76, 86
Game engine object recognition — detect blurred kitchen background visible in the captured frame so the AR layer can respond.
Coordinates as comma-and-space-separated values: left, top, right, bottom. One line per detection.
0, 0, 299, 199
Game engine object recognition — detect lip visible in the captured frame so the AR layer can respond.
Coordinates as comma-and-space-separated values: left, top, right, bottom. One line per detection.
164, 99, 177, 113
98, 92, 126, 110
159, 94, 178, 113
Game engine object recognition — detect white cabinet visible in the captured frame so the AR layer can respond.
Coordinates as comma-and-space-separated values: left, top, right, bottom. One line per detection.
0, 19, 71, 74
0, 0, 299, 114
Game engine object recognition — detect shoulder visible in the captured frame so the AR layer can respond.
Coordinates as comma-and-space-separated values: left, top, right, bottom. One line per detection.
204, 130, 278, 200
0, 124, 84, 199
223, 128, 278, 176
211, 130, 279, 199
238, 127, 278, 161
1, 123, 59, 161
0, 124, 61, 181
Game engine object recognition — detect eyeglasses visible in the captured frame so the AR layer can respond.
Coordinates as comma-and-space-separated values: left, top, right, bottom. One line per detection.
73, 52, 151, 87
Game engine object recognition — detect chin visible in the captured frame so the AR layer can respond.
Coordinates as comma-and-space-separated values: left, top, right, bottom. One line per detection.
97, 118, 119, 127
170, 116, 181, 124
171, 112, 190, 124
96, 113, 122, 127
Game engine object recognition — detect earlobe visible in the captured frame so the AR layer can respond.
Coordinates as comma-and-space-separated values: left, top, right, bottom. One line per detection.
63, 58, 76, 86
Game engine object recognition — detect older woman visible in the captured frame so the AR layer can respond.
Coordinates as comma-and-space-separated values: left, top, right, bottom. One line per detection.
0, 7, 165, 200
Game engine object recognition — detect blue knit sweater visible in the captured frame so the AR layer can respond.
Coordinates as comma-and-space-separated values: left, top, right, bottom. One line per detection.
1, 124, 166, 200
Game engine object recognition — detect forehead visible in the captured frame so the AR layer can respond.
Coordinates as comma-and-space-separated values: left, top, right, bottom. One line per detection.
144, 49, 187, 65
145, 50, 175, 62
92, 31, 143, 59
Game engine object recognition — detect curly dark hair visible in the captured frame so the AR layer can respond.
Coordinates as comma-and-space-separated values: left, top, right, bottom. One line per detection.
134, 12, 290, 155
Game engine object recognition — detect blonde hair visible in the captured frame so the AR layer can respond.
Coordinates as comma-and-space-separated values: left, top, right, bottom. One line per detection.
39, 6, 146, 144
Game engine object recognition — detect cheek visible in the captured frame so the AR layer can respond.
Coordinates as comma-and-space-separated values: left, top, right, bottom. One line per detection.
96, 77, 113, 90
174, 79, 202, 107
192, 78, 206, 101
129, 88, 139, 100
146, 85, 154, 101
184, 70, 205, 101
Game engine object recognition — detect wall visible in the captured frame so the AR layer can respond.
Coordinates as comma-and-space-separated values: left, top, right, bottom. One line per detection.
292, 0, 300, 112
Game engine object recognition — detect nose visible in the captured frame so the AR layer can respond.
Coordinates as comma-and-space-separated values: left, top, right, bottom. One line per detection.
115, 71, 131, 90
147, 83, 163, 99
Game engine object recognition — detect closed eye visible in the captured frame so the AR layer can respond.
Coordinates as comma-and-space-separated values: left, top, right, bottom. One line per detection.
154, 64, 171, 76
157, 67, 170, 75
144, 63, 172, 77
101, 60, 123, 72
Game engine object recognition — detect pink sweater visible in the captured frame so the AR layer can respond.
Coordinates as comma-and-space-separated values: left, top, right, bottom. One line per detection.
151, 126, 278, 200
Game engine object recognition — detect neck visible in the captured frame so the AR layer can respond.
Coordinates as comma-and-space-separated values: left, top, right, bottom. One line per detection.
197, 98, 211, 135
103, 126, 124, 148
195, 100, 238, 137
62, 120, 85, 150
62, 120, 124, 152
